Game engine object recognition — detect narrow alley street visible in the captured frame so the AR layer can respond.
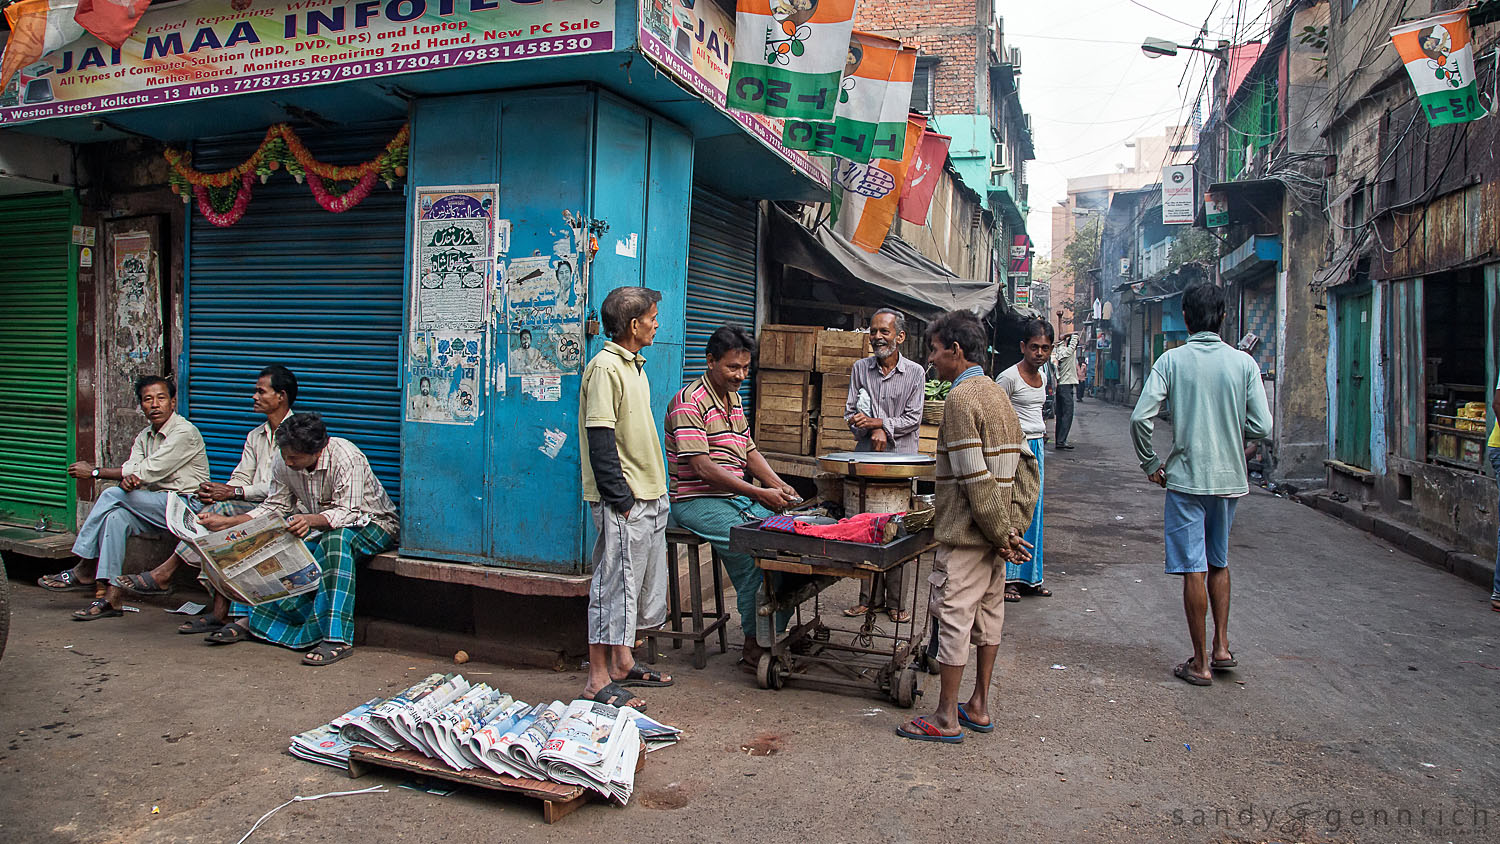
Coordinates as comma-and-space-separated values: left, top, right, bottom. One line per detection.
2, 399, 1495, 844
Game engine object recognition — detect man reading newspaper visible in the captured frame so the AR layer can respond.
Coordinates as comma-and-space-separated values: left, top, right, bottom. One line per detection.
196, 413, 398, 666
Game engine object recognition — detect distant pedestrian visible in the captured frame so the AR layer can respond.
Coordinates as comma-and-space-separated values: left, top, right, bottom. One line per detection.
1076, 356, 1088, 402
1489, 372, 1499, 612
994, 318, 1054, 601
1051, 332, 1080, 448
897, 309, 1039, 743
579, 286, 672, 710
1130, 284, 1271, 686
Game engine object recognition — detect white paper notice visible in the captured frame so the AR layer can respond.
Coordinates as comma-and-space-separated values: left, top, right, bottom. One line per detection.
614, 232, 638, 258
539, 428, 567, 459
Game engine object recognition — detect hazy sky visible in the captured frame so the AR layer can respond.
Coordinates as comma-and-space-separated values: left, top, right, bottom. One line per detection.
1005, 0, 1279, 257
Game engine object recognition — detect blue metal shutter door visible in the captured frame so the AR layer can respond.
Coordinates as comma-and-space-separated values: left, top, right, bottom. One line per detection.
185, 123, 406, 499
0, 192, 75, 527
684, 186, 757, 408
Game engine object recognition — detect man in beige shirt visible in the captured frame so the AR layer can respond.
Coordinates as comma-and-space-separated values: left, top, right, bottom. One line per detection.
195, 412, 397, 665
112, 366, 300, 636
39, 376, 211, 620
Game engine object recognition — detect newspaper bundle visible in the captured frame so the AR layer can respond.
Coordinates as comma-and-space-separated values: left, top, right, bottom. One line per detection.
288, 674, 678, 804
164, 494, 322, 606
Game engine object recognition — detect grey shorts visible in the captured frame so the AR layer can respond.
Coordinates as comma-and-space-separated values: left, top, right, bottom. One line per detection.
586, 495, 669, 646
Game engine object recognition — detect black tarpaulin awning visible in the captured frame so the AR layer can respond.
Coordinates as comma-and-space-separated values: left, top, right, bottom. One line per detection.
767, 203, 1008, 320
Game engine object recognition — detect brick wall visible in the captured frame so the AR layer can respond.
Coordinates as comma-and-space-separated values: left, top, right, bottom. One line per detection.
854, 0, 982, 114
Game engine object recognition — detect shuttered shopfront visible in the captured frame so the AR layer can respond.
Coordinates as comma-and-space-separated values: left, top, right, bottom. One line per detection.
684, 186, 758, 408
183, 124, 406, 499
0, 193, 77, 527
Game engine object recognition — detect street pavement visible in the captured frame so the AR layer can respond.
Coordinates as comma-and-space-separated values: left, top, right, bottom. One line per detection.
1, 399, 1496, 844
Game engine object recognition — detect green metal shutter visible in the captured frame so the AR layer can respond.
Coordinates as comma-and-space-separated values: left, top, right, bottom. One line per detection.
684, 186, 757, 409
0, 192, 76, 527
184, 123, 406, 499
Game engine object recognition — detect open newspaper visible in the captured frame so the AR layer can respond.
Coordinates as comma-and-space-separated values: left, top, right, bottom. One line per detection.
165, 494, 322, 606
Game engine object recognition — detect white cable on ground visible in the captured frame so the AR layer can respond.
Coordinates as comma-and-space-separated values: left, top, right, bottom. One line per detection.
234, 785, 389, 844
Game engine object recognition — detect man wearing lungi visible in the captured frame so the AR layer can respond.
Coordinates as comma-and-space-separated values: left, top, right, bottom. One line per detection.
898, 310, 1039, 743
113, 365, 300, 637
196, 412, 397, 666
40, 375, 210, 620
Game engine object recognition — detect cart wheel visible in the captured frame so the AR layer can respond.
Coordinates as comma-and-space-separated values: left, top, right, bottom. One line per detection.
756, 653, 785, 690
893, 667, 919, 708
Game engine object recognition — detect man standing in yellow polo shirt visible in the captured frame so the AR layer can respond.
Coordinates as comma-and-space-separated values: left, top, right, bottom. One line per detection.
1489, 373, 1499, 613
579, 286, 673, 710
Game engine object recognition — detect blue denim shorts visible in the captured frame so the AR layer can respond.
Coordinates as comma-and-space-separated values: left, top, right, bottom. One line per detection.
1164, 490, 1239, 575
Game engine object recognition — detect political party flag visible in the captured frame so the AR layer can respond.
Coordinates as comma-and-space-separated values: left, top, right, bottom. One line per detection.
832, 113, 927, 252
727, 0, 859, 121
782, 33, 916, 162
1, 0, 84, 96
897, 129, 951, 224
74, 0, 152, 49
1390, 9, 1488, 127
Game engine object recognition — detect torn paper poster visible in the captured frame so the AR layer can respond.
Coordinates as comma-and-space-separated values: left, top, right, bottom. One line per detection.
613, 232, 638, 258
521, 375, 561, 402
505, 255, 583, 375
539, 428, 567, 459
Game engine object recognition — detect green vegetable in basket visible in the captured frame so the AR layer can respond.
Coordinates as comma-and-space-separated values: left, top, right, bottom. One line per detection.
925, 379, 951, 400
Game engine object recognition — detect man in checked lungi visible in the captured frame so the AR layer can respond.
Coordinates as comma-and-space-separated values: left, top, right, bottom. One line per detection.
196, 412, 398, 666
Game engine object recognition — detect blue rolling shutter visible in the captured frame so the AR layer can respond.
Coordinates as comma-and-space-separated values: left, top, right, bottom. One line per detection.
184, 123, 406, 500
684, 186, 758, 409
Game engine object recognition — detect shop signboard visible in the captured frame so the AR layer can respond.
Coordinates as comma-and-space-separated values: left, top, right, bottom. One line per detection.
0, 0, 616, 124
1204, 191, 1229, 228
637, 0, 828, 187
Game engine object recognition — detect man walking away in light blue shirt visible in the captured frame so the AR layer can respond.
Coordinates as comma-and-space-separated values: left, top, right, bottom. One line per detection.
1130, 284, 1272, 687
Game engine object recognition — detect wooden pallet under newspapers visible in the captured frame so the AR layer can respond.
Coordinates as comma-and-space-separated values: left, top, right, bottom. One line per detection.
346, 746, 593, 823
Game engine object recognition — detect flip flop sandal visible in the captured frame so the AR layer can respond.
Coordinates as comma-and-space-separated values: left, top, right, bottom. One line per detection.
72, 599, 122, 621
1004, 589, 1021, 603
1211, 653, 1238, 669
1022, 585, 1053, 597
588, 682, 646, 711
887, 609, 913, 623
205, 621, 250, 645
302, 643, 355, 666
112, 572, 175, 598
895, 717, 964, 743
1173, 661, 1213, 686
619, 666, 673, 687
178, 615, 224, 635
40, 570, 94, 592
843, 605, 871, 617
956, 704, 995, 733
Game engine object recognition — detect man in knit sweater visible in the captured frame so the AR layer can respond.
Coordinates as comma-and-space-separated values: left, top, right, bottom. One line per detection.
897, 310, 1041, 743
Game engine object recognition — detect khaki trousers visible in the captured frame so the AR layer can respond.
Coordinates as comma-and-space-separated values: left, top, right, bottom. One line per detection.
930, 544, 1007, 667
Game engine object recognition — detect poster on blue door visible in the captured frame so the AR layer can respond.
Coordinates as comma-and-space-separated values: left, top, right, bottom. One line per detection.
407, 184, 497, 425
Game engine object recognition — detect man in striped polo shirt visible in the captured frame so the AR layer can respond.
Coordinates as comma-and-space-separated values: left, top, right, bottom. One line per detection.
666, 324, 801, 668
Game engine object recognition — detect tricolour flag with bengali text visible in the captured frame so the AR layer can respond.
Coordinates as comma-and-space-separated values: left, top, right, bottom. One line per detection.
1, 0, 84, 95
726, 0, 859, 121
831, 113, 927, 252
1390, 9, 1488, 127
781, 33, 916, 162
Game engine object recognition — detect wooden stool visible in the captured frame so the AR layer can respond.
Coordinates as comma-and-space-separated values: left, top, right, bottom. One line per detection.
645, 527, 730, 669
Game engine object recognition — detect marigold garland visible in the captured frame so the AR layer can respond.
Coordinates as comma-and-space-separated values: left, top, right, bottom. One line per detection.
166, 123, 409, 224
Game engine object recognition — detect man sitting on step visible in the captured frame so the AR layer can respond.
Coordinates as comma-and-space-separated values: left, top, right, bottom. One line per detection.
39, 375, 210, 620
113, 365, 300, 638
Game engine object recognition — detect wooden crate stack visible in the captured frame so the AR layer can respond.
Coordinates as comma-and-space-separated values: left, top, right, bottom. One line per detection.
754, 326, 879, 456
753, 325, 819, 455
918, 423, 940, 456
816, 373, 856, 454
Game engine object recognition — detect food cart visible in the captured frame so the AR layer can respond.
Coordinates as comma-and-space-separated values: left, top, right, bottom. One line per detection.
728, 452, 936, 707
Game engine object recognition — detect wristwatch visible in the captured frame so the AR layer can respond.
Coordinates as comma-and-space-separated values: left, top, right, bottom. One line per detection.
234, 487, 244, 500
90, 467, 100, 479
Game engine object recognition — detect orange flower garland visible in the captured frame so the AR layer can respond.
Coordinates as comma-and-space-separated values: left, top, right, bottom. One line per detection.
166, 123, 409, 223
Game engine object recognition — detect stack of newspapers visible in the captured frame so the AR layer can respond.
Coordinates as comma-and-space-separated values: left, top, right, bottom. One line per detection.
288, 673, 680, 804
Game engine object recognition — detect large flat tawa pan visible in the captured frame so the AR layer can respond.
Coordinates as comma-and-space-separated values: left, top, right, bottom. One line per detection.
817, 451, 935, 479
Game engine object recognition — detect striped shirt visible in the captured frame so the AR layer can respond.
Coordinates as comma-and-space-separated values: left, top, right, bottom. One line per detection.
225, 414, 294, 502
248, 437, 399, 539
665, 376, 756, 501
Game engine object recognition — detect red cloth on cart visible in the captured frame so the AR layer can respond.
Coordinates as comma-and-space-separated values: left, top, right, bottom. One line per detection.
759, 512, 901, 544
